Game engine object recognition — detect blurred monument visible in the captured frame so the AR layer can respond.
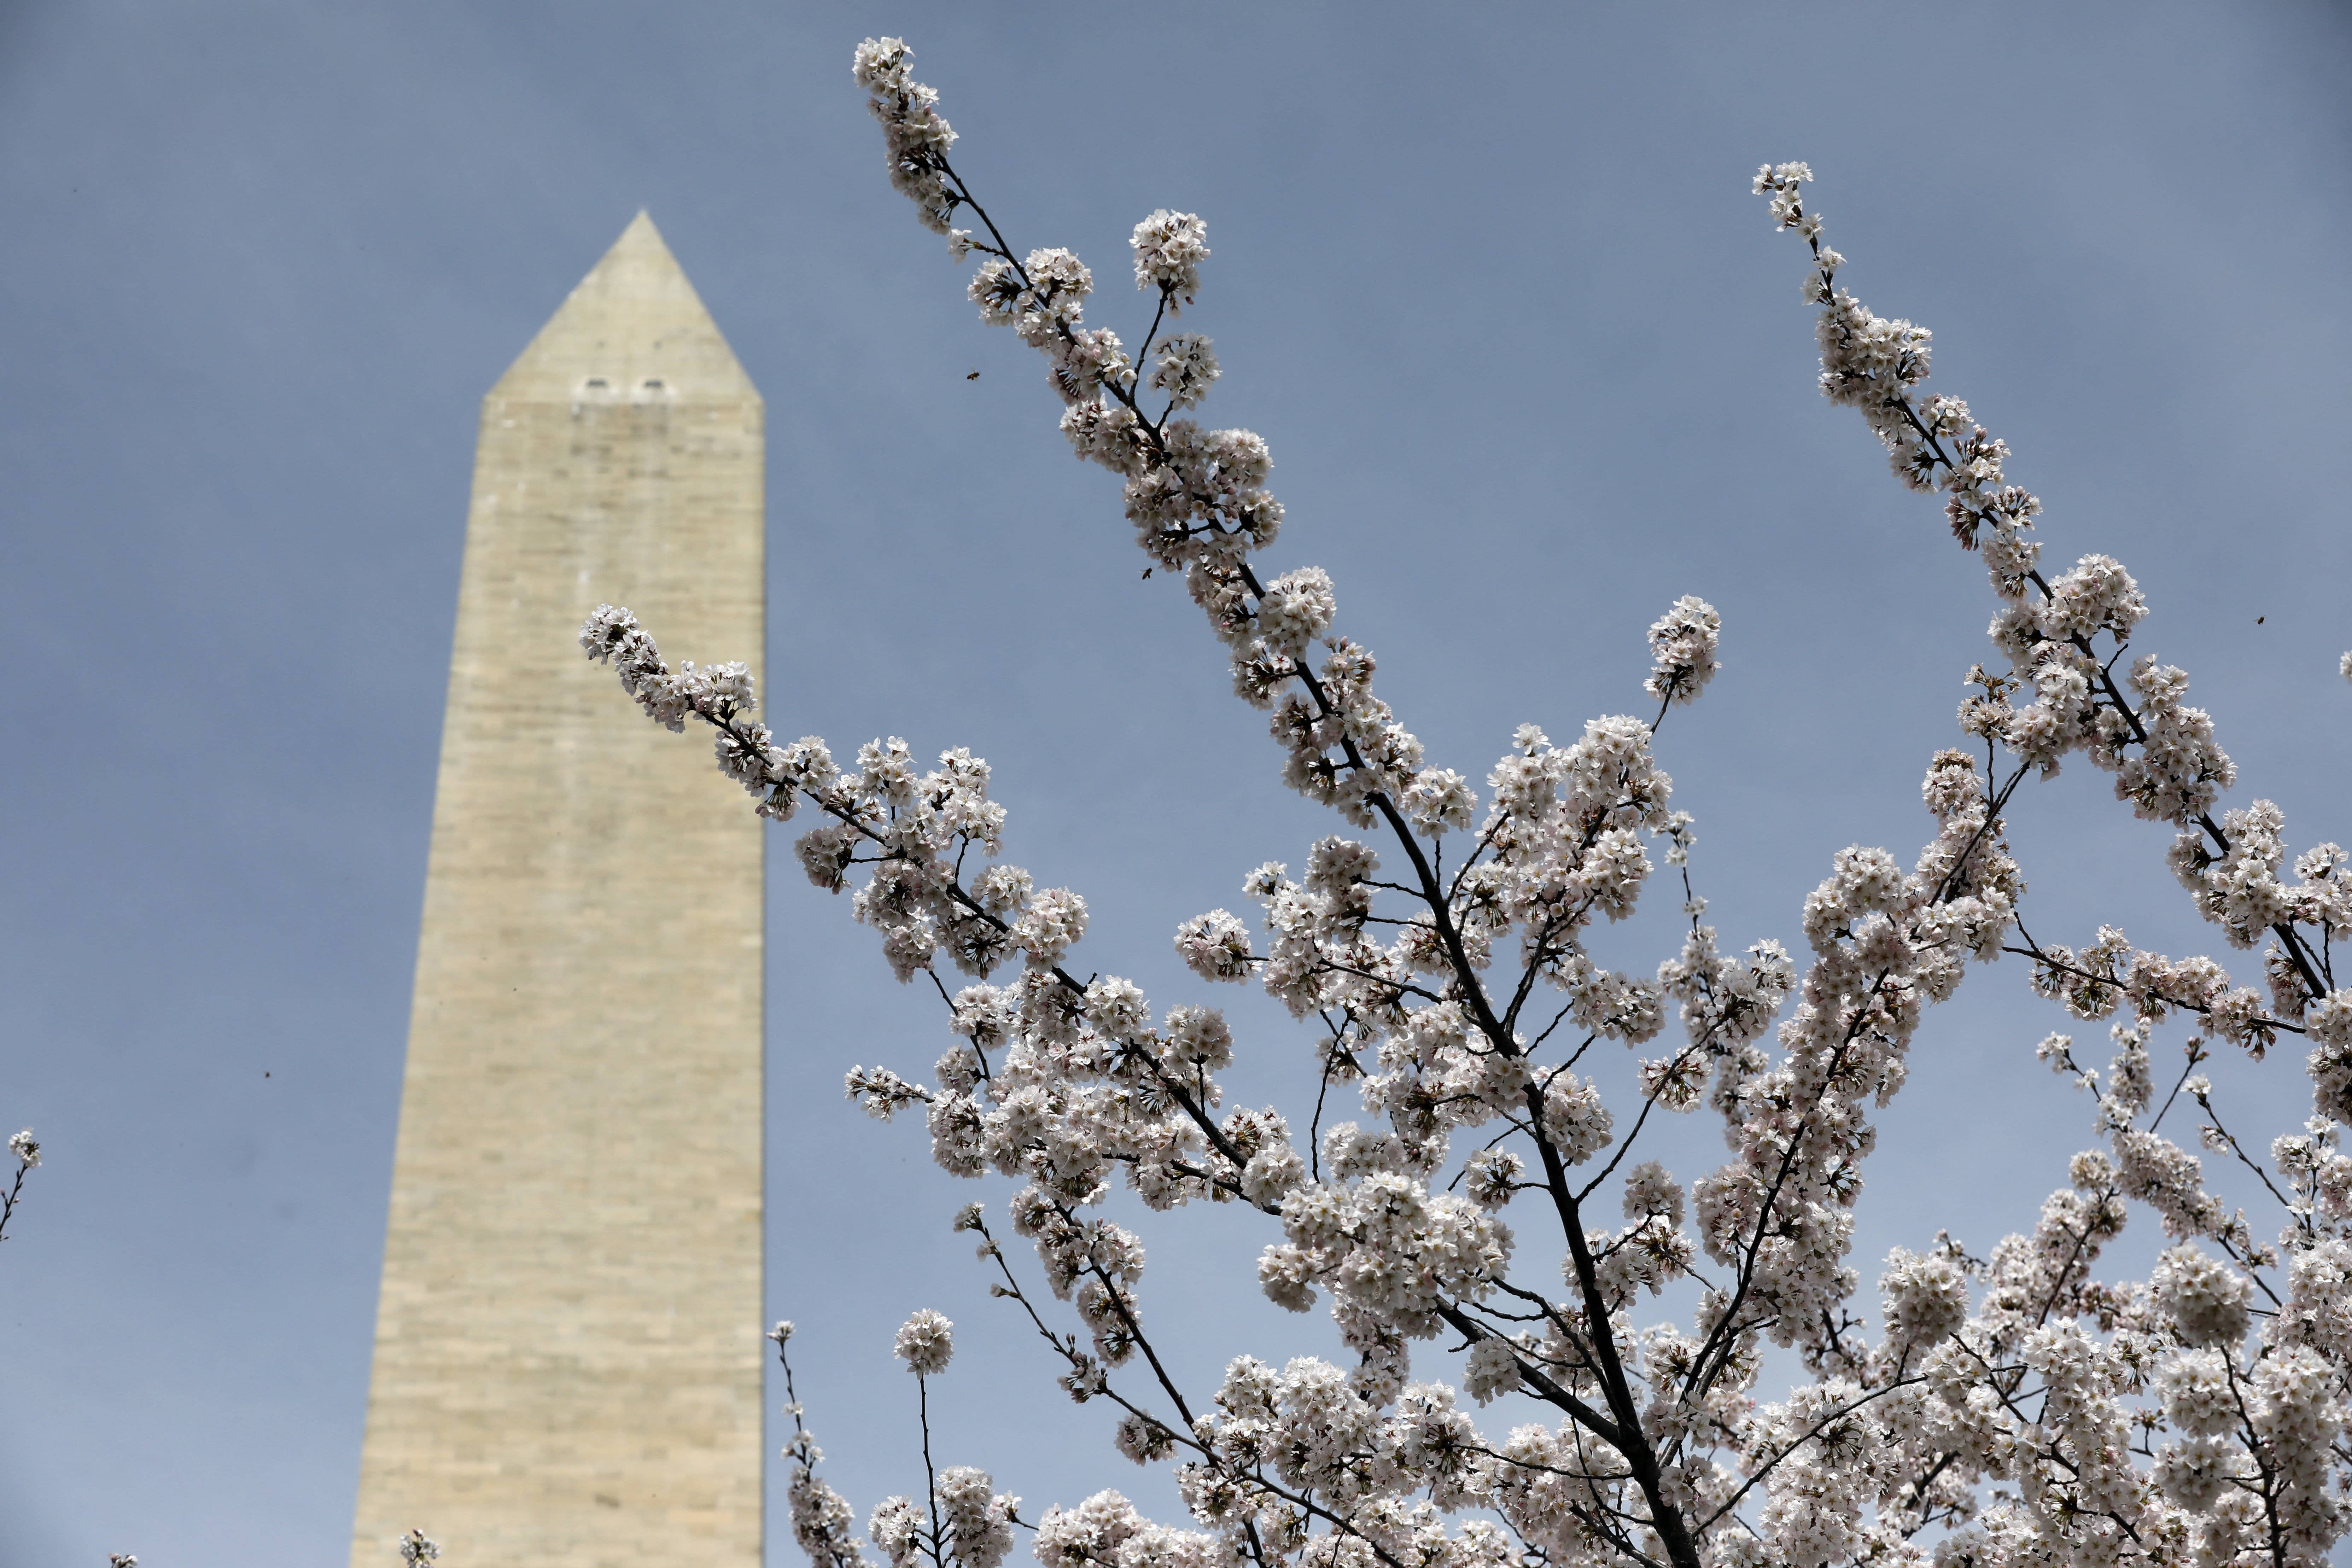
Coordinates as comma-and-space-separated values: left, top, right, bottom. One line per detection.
351, 213, 765, 1566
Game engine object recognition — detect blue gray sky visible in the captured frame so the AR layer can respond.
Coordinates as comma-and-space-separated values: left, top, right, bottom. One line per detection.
2, 4, 2348, 1563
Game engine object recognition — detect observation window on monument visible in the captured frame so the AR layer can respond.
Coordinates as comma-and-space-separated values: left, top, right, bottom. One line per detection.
642, 379, 665, 391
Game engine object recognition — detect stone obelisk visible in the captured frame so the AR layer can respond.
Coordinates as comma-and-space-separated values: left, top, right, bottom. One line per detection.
352, 213, 764, 1567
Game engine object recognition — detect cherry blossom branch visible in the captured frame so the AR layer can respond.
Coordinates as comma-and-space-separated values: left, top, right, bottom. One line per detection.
0, 1131, 38, 1248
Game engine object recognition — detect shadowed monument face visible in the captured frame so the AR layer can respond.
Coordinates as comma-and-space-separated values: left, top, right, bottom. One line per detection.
351, 212, 765, 1568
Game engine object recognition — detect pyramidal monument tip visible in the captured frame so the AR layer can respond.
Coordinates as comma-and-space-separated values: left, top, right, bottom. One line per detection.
495, 210, 759, 403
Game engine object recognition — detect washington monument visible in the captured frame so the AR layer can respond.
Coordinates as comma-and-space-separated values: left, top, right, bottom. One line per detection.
352, 214, 765, 1566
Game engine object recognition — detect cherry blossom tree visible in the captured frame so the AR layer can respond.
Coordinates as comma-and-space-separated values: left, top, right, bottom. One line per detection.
580, 40, 2352, 1568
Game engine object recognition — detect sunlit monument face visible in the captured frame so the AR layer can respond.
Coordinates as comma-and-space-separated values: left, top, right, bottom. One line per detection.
352, 213, 765, 1568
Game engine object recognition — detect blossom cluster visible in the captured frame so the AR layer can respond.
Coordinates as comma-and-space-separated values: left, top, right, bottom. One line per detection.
585, 52, 2350, 1568
852, 37, 960, 235
578, 603, 757, 738
1645, 596, 1722, 710
895, 1307, 955, 1376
